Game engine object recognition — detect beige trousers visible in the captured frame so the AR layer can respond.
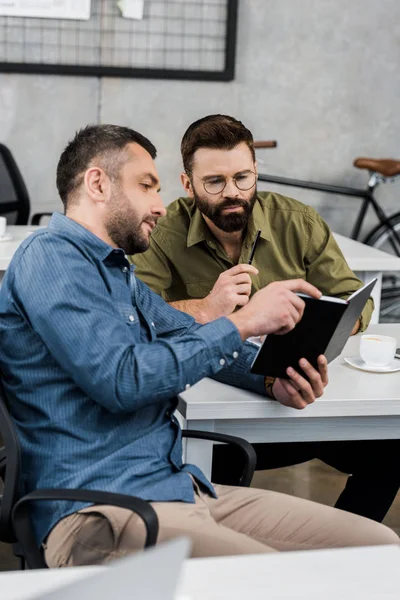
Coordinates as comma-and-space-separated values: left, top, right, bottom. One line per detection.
44, 481, 399, 567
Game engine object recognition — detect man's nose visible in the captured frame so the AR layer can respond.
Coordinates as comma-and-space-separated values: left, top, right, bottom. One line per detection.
223, 177, 239, 197
153, 194, 167, 217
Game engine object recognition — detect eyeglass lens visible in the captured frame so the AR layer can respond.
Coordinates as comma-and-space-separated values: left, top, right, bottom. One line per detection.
204, 172, 256, 194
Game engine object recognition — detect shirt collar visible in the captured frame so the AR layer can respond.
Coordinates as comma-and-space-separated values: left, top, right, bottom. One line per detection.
48, 212, 123, 262
246, 196, 271, 243
186, 194, 271, 248
186, 204, 210, 248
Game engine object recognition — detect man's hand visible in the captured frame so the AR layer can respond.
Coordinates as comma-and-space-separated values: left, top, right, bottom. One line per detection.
351, 318, 361, 335
228, 279, 322, 340
272, 355, 328, 409
204, 264, 259, 320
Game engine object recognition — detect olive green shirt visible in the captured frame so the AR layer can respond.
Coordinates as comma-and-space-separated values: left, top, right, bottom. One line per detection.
132, 192, 373, 330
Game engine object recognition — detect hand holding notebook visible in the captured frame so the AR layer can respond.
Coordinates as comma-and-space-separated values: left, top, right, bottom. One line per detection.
228, 278, 335, 408
228, 279, 322, 339
250, 279, 377, 379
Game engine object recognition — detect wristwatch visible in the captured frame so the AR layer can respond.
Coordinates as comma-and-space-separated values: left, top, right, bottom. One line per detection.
264, 375, 276, 399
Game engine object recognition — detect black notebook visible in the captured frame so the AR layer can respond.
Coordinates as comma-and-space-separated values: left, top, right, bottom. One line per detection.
250, 278, 377, 379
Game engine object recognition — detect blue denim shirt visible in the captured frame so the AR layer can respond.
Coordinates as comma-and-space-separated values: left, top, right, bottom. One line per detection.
0, 213, 266, 545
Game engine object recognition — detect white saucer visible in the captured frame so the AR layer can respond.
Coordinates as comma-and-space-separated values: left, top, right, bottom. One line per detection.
344, 356, 400, 373
0, 234, 12, 242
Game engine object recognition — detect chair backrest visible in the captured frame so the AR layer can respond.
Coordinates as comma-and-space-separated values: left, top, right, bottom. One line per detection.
0, 380, 22, 543
0, 143, 30, 225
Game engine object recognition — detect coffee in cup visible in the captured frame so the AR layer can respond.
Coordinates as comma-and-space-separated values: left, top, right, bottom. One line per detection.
359, 334, 396, 367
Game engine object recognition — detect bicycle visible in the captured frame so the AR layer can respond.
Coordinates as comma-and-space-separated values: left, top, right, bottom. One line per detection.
253, 141, 400, 321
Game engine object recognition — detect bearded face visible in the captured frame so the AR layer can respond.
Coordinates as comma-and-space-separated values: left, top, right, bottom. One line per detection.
104, 183, 157, 255
193, 185, 258, 233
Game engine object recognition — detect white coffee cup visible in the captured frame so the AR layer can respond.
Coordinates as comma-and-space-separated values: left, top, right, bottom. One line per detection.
0, 216, 7, 238
359, 334, 396, 367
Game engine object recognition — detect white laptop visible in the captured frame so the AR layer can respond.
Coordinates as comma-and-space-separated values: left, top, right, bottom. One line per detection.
32, 537, 191, 600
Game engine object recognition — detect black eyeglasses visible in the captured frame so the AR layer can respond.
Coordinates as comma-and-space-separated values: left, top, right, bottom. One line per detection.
187, 170, 257, 195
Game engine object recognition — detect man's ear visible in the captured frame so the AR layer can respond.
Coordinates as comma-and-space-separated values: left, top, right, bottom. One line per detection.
180, 172, 194, 198
84, 167, 111, 203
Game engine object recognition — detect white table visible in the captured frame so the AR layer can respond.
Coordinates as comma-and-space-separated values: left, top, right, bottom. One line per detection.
0, 545, 398, 600
334, 232, 400, 323
0, 225, 41, 281
179, 324, 400, 479
178, 545, 400, 599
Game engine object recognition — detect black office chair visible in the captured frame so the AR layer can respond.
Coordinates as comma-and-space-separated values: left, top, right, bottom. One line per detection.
0, 382, 256, 569
0, 143, 52, 225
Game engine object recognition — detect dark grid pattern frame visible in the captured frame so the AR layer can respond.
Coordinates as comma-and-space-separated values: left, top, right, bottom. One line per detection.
0, 0, 238, 81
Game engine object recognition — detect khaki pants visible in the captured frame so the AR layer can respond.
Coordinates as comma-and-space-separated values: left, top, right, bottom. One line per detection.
45, 482, 399, 567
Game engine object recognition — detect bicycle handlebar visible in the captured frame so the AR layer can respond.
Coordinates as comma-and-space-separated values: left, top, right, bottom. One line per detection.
253, 140, 278, 149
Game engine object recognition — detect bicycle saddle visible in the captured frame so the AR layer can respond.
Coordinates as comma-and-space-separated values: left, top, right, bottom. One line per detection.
353, 157, 400, 177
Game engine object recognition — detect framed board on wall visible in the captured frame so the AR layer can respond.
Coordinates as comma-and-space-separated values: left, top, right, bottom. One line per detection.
0, 0, 238, 81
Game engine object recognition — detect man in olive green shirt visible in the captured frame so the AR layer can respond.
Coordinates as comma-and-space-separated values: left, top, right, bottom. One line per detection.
132, 114, 398, 522
133, 191, 373, 328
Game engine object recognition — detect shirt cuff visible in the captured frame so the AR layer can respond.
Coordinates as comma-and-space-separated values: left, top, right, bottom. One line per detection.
194, 317, 243, 374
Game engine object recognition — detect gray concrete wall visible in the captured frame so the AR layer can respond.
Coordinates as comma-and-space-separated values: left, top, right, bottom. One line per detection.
1, 0, 399, 237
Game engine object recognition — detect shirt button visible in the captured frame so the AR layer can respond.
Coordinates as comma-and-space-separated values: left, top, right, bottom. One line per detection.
219, 358, 226, 366
233, 351, 239, 359
122, 266, 128, 273
151, 322, 155, 327
185, 383, 191, 390
128, 315, 135, 322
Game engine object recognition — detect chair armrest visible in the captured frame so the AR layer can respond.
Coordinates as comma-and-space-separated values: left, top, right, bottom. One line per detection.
0, 446, 6, 481
12, 488, 159, 569
0, 445, 5, 468
182, 430, 256, 487
30, 212, 53, 225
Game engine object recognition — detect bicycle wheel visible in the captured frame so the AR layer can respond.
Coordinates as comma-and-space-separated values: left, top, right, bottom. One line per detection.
364, 212, 400, 322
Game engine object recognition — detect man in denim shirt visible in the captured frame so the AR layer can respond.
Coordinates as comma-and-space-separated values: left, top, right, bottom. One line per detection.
0, 125, 397, 567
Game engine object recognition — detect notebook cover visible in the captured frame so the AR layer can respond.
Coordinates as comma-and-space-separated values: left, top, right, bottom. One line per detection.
250, 279, 376, 379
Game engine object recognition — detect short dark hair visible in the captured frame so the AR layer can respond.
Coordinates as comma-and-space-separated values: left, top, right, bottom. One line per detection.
56, 124, 157, 209
180, 114, 255, 174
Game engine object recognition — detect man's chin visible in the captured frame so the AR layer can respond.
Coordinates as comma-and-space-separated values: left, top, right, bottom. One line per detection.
120, 235, 150, 255
213, 215, 248, 233
133, 240, 150, 254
